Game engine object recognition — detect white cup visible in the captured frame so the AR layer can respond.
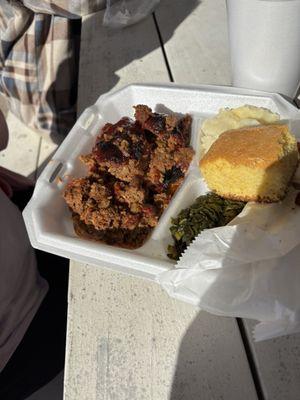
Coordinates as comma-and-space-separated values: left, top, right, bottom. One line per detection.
226, 0, 300, 98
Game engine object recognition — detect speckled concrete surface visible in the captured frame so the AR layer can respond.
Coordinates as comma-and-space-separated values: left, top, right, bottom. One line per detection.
64, 263, 257, 400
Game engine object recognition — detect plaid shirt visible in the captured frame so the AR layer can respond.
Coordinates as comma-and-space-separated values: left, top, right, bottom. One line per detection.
0, 1, 105, 136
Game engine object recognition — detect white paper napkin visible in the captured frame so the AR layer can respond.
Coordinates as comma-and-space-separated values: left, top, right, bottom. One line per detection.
158, 179, 300, 341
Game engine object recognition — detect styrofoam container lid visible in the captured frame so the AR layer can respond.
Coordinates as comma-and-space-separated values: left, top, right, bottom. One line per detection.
23, 83, 300, 280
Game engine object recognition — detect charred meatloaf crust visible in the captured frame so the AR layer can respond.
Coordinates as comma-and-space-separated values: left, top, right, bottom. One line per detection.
63, 105, 194, 249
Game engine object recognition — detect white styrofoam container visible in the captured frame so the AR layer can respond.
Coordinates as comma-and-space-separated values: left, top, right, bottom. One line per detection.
23, 83, 300, 280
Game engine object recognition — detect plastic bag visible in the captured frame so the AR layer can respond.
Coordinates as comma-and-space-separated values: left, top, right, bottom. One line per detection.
103, 0, 160, 28
157, 181, 300, 341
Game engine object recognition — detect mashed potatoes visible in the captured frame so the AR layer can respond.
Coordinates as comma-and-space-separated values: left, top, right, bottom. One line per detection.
200, 105, 280, 156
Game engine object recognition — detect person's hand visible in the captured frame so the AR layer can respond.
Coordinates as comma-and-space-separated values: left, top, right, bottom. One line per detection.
0, 108, 8, 151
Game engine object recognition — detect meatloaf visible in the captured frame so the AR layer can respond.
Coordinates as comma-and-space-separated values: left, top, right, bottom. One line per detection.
64, 105, 194, 249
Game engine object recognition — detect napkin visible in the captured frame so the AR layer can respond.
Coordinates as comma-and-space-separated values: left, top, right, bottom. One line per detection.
157, 173, 300, 341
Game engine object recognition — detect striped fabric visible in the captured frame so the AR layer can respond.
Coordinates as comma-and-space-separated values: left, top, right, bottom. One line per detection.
0, 1, 105, 136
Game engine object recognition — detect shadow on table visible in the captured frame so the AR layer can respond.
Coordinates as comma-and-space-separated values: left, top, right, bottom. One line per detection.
169, 311, 244, 400
169, 313, 211, 400
78, 0, 201, 111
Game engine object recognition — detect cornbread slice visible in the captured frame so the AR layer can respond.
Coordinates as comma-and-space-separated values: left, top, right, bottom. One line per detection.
199, 124, 298, 202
